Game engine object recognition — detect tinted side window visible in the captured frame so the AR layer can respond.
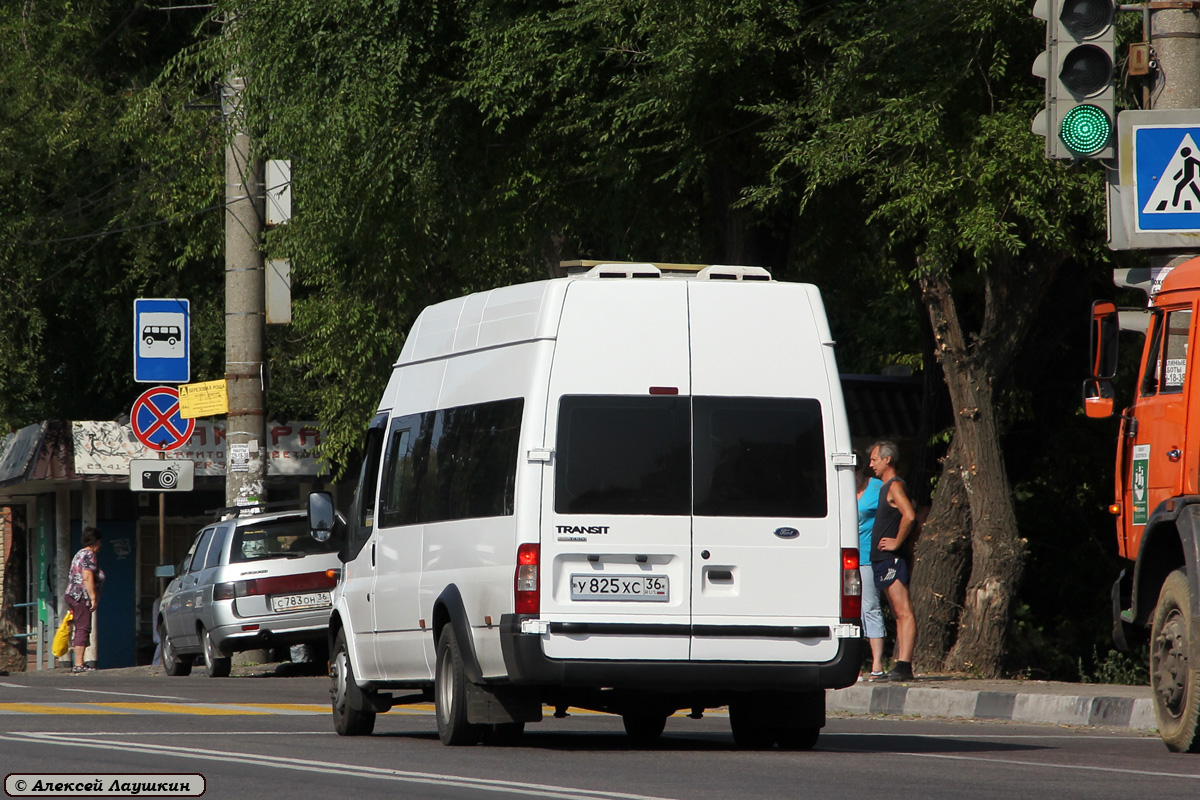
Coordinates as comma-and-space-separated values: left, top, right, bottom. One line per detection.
378, 414, 427, 528
428, 398, 523, 521
693, 397, 827, 518
188, 528, 215, 574
556, 395, 690, 515
346, 413, 387, 561
379, 399, 523, 526
203, 526, 229, 569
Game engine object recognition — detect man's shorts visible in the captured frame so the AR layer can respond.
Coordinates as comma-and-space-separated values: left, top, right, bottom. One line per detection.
872, 556, 910, 590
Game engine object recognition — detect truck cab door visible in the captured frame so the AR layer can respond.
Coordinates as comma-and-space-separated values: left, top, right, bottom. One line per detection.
1126, 306, 1193, 529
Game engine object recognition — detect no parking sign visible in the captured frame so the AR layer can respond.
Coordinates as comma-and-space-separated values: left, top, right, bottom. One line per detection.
131, 386, 195, 451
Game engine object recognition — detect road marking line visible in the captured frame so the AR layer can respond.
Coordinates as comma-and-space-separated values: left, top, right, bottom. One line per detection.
91, 702, 272, 715
835, 746, 1200, 780
0, 732, 680, 800
0, 704, 124, 715
55, 688, 191, 700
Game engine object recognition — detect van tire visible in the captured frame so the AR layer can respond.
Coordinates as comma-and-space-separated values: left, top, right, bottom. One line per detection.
160, 622, 191, 677
201, 628, 231, 678
728, 701, 776, 749
435, 624, 483, 746
622, 713, 668, 744
331, 629, 376, 736
1151, 569, 1200, 752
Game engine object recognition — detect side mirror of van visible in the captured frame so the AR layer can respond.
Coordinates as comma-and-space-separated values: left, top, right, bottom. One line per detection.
1083, 378, 1115, 419
308, 491, 336, 543
154, 564, 177, 579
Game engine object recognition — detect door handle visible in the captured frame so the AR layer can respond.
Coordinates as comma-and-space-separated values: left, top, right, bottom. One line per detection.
371, 542, 376, 566
1168, 448, 1182, 461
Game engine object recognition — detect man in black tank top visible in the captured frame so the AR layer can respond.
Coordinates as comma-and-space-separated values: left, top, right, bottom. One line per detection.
868, 441, 918, 682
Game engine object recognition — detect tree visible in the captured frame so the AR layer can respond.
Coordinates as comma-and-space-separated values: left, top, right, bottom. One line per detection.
749, 0, 1113, 674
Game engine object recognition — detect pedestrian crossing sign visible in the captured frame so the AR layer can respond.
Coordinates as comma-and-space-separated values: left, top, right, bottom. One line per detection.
1134, 124, 1200, 233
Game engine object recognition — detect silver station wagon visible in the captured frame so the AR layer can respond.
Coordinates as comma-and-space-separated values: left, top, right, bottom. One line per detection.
157, 508, 341, 677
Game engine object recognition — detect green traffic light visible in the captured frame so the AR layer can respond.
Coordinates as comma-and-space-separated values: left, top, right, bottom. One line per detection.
1060, 104, 1112, 156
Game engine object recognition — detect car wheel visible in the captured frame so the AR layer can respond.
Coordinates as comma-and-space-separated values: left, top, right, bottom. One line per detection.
729, 702, 776, 749
331, 629, 376, 736
160, 621, 191, 677
1151, 569, 1200, 752
435, 624, 483, 746
201, 628, 231, 678
621, 712, 668, 744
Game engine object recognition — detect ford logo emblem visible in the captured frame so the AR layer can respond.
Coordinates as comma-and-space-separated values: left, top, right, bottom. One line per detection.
774, 527, 800, 539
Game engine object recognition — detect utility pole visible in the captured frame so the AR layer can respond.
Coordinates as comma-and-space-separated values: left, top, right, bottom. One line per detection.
1148, 5, 1200, 273
221, 65, 267, 511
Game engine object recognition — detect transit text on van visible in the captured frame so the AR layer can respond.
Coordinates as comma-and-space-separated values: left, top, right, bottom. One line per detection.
556, 525, 610, 535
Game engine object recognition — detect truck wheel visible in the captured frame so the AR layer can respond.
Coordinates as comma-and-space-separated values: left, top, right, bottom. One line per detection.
435, 624, 483, 746
331, 629, 376, 736
622, 713, 668, 744
160, 622, 191, 677
1151, 569, 1200, 753
729, 702, 776, 749
201, 628, 232, 678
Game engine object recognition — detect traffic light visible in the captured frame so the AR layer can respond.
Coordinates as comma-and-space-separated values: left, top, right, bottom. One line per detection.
1032, 0, 1117, 160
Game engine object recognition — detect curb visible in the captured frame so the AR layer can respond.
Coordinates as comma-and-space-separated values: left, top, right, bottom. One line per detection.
827, 682, 1158, 731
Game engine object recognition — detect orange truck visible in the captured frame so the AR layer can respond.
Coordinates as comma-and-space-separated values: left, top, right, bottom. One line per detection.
1086, 258, 1200, 753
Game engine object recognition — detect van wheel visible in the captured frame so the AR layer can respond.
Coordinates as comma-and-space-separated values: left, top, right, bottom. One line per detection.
160, 622, 191, 677
775, 726, 820, 751
729, 702, 776, 749
331, 629, 376, 736
201, 628, 232, 678
622, 713, 668, 744
1151, 569, 1200, 752
435, 624, 483, 746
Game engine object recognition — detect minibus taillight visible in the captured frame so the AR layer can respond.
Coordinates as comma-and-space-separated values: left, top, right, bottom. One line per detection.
841, 548, 862, 621
515, 543, 540, 614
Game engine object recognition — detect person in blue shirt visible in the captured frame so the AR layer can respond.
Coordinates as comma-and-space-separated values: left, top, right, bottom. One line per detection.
855, 451, 887, 681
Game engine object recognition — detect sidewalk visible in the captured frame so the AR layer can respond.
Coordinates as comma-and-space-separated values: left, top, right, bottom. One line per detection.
827, 675, 1157, 731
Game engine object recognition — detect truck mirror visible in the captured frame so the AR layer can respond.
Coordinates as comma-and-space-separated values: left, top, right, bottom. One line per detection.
1083, 378, 1115, 419
308, 491, 335, 542
1091, 300, 1119, 380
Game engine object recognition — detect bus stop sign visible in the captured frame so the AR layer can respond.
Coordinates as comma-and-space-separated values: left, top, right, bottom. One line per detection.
134, 298, 189, 383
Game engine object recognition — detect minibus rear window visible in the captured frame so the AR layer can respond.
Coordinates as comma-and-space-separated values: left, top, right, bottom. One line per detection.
555, 395, 827, 518
556, 396, 691, 515
692, 397, 827, 518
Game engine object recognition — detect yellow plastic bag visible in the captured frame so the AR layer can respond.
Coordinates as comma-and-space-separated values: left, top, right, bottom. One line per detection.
51, 611, 73, 658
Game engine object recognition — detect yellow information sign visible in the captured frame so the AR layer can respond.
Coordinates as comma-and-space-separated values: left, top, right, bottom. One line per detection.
178, 380, 228, 419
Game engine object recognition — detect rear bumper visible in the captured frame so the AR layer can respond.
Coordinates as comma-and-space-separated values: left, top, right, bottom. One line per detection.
498, 614, 863, 693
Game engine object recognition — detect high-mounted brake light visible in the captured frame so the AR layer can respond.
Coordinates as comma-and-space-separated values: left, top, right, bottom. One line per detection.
841, 548, 862, 621
515, 543, 540, 614
648, 387, 679, 395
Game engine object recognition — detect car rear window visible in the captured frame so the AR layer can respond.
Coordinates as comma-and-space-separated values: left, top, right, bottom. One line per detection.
230, 516, 338, 563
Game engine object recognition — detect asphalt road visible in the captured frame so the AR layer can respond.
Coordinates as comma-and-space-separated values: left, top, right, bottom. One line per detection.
1, 667, 1197, 800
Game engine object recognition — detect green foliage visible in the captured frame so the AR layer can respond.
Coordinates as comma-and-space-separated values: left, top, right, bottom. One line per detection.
1080, 645, 1149, 686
